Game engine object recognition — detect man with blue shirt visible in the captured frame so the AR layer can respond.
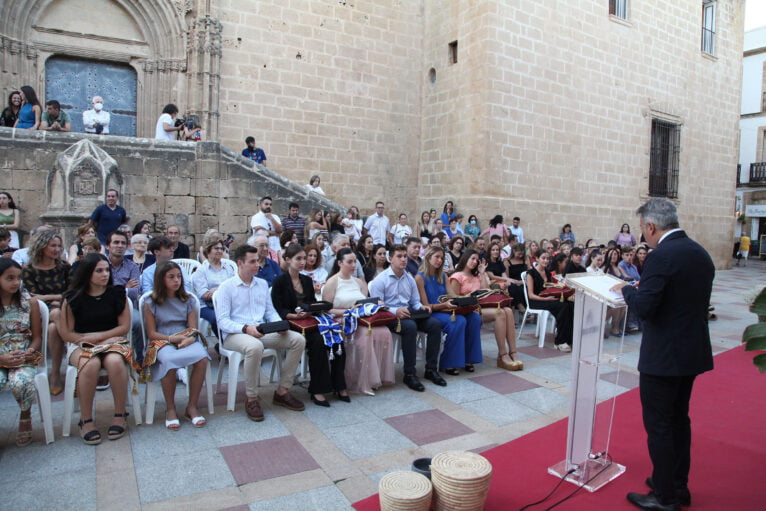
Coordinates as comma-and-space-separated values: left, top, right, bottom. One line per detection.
242, 136, 267, 164
369, 244, 445, 392
140, 236, 193, 295
89, 189, 127, 244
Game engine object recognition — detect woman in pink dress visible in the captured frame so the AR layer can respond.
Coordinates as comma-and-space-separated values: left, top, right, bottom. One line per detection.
323, 248, 394, 395
447, 250, 521, 370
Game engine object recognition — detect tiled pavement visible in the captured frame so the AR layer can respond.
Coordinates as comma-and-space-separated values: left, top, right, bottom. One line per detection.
0, 260, 762, 510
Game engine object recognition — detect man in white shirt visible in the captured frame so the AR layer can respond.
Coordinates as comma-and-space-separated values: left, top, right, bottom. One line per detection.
215, 245, 306, 421
155, 103, 183, 140
82, 95, 111, 134
363, 201, 391, 245
510, 217, 524, 244
250, 196, 283, 252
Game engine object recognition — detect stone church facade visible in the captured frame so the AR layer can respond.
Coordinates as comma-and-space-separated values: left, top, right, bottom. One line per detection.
0, 0, 745, 266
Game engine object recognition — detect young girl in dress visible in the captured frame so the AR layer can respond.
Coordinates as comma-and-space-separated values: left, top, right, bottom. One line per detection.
0, 259, 42, 446
143, 261, 210, 430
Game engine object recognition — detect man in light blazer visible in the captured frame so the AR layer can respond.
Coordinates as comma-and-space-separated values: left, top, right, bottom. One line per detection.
613, 198, 714, 511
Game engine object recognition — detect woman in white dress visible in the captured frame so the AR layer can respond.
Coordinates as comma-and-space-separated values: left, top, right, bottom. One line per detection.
322, 248, 394, 395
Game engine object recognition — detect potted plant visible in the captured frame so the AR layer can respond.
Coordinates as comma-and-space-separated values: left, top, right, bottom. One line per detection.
743, 286, 766, 372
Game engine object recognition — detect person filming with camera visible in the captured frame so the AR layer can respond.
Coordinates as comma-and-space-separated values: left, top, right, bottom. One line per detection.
154, 104, 185, 141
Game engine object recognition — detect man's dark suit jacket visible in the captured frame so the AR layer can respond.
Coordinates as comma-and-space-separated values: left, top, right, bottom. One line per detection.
621, 230, 714, 377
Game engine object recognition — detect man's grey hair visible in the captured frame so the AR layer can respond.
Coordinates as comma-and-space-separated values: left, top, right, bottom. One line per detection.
331, 233, 350, 248
636, 198, 679, 231
247, 234, 269, 247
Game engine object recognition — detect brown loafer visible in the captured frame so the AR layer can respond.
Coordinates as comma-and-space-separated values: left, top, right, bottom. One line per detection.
272, 390, 305, 411
245, 397, 264, 422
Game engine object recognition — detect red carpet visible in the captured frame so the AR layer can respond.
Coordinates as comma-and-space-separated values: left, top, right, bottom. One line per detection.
354, 345, 766, 510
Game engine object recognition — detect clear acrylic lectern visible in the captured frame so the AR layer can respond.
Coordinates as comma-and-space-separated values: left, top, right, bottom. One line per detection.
547, 272, 628, 492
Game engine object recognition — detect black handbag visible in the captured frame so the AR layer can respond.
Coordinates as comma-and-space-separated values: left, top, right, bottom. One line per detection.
450, 296, 478, 307
300, 301, 333, 313
256, 320, 290, 334
408, 307, 431, 320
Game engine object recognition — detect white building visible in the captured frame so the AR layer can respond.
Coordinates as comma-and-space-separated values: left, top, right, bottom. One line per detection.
737, 26, 766, 255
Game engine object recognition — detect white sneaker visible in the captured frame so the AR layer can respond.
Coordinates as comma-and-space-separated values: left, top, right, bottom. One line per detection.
556, 344, 572, 352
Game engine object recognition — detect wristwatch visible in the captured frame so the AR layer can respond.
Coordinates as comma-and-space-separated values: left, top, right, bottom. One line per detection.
242, 324, 248, 333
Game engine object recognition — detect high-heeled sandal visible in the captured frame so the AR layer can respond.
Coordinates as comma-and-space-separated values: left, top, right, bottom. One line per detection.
78, 418, 101, 445
444, 368, 460, 376
108, 412, 129, 440
464, 364, 475, 373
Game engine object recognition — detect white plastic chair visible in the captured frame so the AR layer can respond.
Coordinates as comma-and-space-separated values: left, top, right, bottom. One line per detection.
32, 301, 54, 444
171, 258, 201, 276
212, 291, 281, 412
62, 302, 143, 436
138, 292, 215, 424
518, 271, 554, 348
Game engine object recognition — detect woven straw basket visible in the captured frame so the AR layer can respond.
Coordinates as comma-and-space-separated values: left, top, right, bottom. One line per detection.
430, 451, 493, 511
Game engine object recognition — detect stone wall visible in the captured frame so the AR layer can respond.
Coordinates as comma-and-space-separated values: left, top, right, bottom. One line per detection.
0, 128, 344, 253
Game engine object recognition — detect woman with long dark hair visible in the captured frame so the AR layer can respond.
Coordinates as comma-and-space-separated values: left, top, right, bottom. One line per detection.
481, 215, 510, 245
0, 90, 22, 127
272, 244, 348, 406
415, 247, 482, 375
525, 251, 574, 351
0, 259, 42, 446
14, 85, 41, 130
614, 223, 637, 247
364, 243, 388, 282
58, 254, 132, 444
448, 249, 521, 370
143, 261, 210, 429
355, 234, 374, 268
323, 248, 394, 395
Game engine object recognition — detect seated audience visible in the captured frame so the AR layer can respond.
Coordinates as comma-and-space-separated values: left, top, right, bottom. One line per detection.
192, 232, 236, 335
323, 248, 394, 395
140, 236, 192, 295
355, 234, 374, 268
603, 247, 630, 281
364, 243, 388, 282
504, 243, 528, 311
58, 254, 133, 445
634, 245, 648, 275
415, 211, 433, 243
415, 247, 482, 375
369, 244, 445, 391
390, 213, 413, 245
464, 215, 481, 241
0, 259, 42, 446
68, 224, 98, 264
525, 251, 574, 351
306, 210, 330, 242
250, 234, 282, 286
272, 244, 348, 406
70, 236, 103, 276
404, 237, 422, 276
448, 250, 521, 370
166, 225, 190, 259
126, 234, 154, 274
301, 244, 328, 294
21, 230, 70, 393
215, 245, 306, 421
563, 247, 586, 276
0, 228, 15, 258
323, 234, 365, 279
143, 261, 210, 429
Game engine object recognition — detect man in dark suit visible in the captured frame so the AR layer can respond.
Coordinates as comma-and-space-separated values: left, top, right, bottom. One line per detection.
612, 198, 714, 511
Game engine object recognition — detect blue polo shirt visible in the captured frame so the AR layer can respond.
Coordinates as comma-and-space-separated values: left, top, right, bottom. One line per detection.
257, 258, 282, 286
90, 204, 127, 243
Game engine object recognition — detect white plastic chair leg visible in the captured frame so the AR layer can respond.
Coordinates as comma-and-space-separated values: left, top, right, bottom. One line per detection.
226, 352, 242, 412
34, 373, 54, 444
144, 381, 158, 424
62, 365, 78, 437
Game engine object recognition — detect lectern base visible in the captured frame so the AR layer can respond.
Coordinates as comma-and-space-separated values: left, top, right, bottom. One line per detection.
548, 458, 626, 492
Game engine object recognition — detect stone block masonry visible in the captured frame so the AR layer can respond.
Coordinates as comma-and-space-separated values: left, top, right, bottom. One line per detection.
0, 129, 344, 253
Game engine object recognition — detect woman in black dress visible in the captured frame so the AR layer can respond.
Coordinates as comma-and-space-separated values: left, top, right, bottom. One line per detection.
271, 244, 348, 406
58, 254, 132, 444
525, 251, 574, 351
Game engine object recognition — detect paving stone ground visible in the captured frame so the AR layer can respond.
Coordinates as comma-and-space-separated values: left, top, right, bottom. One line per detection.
0, 259, 762, 510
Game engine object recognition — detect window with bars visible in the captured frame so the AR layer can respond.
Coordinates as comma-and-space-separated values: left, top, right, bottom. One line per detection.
609, 0, 628, 19
649, 119, 681, 198
701, 1, 716, 55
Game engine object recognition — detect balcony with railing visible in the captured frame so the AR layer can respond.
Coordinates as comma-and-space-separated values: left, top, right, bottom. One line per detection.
749, 162, 766, 186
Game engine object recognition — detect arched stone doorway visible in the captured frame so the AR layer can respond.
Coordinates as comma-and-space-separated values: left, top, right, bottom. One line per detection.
0, 0, 220, 139
45, 56, 137, 136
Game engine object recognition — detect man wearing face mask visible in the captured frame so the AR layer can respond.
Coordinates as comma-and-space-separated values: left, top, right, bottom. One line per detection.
83, 95, 111, 134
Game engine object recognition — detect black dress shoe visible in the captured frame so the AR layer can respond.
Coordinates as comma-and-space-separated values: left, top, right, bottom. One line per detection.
424, 369, 447, 386
403, 374, 425, 392
335, 391, 351, 403
627, 491, 680, 511
310, 394, 330, 407
645, 477, 691, 506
